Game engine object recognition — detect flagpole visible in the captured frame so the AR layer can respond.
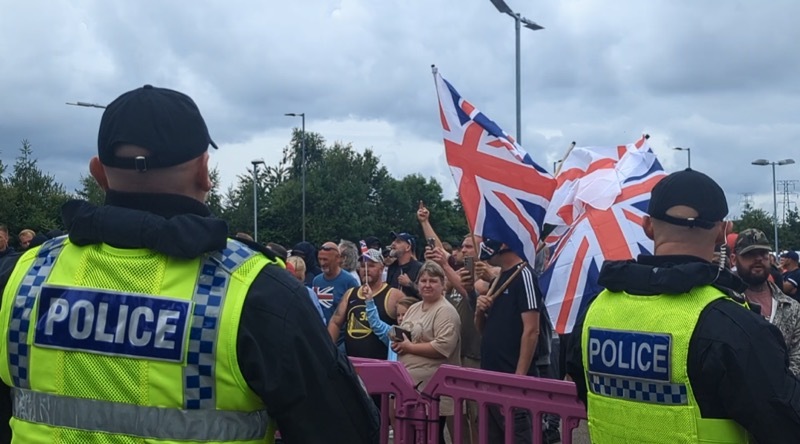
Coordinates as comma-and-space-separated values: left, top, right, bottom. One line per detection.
554, 141, 576, 176
432, 64, 485, 271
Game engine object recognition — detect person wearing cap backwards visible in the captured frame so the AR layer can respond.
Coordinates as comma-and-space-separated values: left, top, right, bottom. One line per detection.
566, 169, 800, 443
0, 85, 378, 443
474, 237, 544, 443
732, 229, 800, 376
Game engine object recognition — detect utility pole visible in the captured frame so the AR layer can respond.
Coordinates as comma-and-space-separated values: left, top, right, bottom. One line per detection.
778, 180, 799, 223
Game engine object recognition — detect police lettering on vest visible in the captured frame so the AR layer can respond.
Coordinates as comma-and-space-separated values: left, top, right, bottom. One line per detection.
587, 328, 671, 381
34, 286, 191, 362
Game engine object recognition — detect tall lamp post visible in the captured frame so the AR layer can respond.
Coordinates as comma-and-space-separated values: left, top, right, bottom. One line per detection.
752, 158, 795, 252
251, 159, 266, 242
489, 0, 544, 145
284, 113, 306, 241
673, 147, 691, 169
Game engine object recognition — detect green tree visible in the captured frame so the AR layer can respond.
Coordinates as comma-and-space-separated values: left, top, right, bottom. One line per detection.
0, 140, 71, 235
779, 208, 800, 251
733, 201, 775, 245
206, 167, 225, 216
75, 174, 105, 205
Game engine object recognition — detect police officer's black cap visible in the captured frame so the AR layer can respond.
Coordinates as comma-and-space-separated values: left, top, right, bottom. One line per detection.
97, 85, 218, 171
647, 168, 728, 229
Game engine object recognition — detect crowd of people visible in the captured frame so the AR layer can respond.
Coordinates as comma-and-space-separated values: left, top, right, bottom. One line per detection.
1, 83, 799, 444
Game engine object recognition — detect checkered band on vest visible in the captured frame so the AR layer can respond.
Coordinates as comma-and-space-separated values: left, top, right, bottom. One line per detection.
7, 236, 68, 388
589, 372, 688, 405
184, 239, 256, 409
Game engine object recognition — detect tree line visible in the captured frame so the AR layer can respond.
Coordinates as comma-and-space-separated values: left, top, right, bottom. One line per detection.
0, 134, 469, 251
6, 135, 795, 253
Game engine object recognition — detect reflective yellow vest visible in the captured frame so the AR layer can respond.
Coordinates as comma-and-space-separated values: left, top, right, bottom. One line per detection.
581, 284, 749, 444
0, 236, 277, 443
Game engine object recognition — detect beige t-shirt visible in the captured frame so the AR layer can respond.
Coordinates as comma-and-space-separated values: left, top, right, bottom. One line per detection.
399, 297, 461, 415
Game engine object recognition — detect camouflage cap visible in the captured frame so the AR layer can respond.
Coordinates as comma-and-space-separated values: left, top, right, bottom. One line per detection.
734, 228, 772, 255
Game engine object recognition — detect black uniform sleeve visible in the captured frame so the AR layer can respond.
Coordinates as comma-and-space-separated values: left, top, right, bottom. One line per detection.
237, 265, 380, 444
565, 305, 589, 407
689, 300, 800, 443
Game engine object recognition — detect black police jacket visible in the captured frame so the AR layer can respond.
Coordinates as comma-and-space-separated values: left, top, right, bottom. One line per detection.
0, 191, 379, 444
566, 254, 800, 443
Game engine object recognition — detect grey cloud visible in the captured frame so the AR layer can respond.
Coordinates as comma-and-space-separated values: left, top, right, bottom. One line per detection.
2, 0, 800, 215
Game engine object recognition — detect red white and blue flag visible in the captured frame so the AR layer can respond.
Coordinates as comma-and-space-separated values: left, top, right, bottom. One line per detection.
539, 136, 666, 334
433, 70, 556, 262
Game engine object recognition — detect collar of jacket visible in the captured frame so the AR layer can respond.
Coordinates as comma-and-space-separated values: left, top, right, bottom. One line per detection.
599, 254, 747, 296
61, 198, 228, 259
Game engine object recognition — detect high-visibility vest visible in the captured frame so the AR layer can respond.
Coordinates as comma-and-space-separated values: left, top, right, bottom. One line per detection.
0, 236, 276, 443
581, 284, 749, 443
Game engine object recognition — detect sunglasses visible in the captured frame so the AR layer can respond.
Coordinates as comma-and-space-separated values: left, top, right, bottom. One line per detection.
319, 246, 338, 251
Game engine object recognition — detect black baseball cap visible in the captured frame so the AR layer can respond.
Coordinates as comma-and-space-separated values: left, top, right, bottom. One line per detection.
97, 85, 218, 171
364, 236, 381, 249
647, 169, 727, 229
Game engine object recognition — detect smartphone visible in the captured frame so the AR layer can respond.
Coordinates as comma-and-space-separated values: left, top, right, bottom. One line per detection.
464, 256, 476, 282
427, 237, 436, 249
391, 325, 412, 342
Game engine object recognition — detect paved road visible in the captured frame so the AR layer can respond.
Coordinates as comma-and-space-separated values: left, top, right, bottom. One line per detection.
561, 420, 590, 444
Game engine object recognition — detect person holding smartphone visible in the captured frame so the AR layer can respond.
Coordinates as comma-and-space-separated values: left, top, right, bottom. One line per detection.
392, 261, 461, 444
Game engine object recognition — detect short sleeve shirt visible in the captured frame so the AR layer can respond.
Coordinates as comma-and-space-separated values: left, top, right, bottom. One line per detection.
480, 263, 542, 375
399, 297, 461, 414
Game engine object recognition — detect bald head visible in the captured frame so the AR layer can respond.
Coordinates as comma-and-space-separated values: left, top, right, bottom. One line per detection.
318, 241, 342, 277
89, 144, 212, 203
644, 205, 729, 260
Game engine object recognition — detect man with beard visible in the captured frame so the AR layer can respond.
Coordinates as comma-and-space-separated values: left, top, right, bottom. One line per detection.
734, 228, 800, 376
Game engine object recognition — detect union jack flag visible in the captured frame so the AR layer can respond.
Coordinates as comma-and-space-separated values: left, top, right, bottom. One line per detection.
434, 70, 556, 262
539, 136, 666, 334
359, 240, 369, 257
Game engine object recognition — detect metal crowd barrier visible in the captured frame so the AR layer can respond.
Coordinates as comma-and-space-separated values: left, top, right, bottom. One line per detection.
351, 358, 587, 444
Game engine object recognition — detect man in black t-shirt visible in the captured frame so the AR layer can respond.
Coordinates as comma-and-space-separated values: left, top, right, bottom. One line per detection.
474, 238, 542, 444
386, 231, 423, 298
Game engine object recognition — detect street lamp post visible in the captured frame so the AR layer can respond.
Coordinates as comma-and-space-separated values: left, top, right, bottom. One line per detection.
251, 159, 266, 242
752, 158, 795, 252
284, 113, 306, 241
673, 147, 691, 169
489, 0, 543, 145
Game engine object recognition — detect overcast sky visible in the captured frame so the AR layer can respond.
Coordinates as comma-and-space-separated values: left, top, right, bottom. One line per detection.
2, 0, 799, 220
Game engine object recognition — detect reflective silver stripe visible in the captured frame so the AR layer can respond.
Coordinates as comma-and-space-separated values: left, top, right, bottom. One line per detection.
8, 236, 67, 388
12, 388, 269, 441
184, 239, 257, 409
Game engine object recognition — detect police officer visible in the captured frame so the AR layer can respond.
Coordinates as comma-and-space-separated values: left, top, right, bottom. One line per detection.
0, 85, 379, 443
566, 169, 800, 443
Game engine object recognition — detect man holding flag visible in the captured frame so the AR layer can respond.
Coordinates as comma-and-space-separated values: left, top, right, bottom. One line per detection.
433, 67, 556, 444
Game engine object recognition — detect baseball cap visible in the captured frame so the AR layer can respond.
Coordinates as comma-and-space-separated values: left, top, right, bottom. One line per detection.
478, 238, 506, 261
781, 251, 799, 262
647, 169, 728, 229
734, 229, 772, 255
359, 248, 384, 263
98, 85, 218, 171
390, 231, 416, 250
364, 236, 381, 249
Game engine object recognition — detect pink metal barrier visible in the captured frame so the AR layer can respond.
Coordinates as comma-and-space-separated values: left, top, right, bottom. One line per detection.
351, 358, 587, 444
